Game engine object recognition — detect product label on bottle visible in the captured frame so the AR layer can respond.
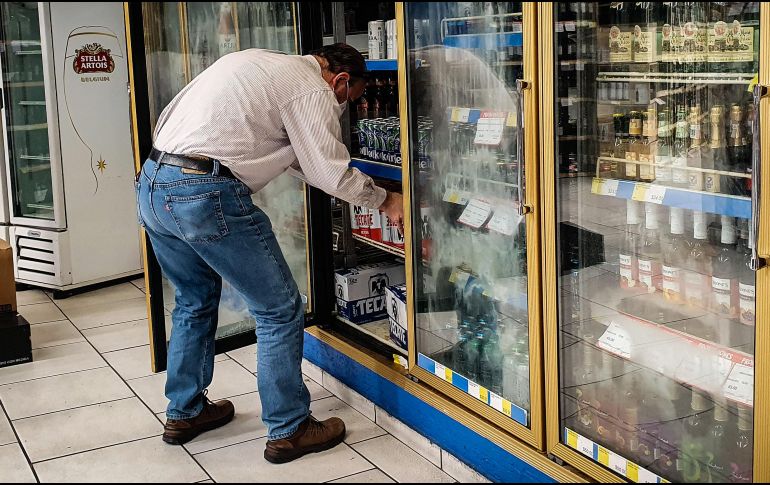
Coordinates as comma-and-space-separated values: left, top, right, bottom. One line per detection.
638, 152, 654, 181
632, 25, 657, 63
655, 154, 673, 184
685, 272, 709, 306
712, 276, 736, 316
474, 112, 507, 146
662, 265, 682, 294
457, 198, 492, 229
688, 170, 704, 191
672, 154, 688, 185
638, 259, 660, 292
739, 283, 756, 325
625, 151, 638, 178
708, 24, 754, 63
619, 252, 637, 288
704, 173, 721, 193
609, 26, 633, 63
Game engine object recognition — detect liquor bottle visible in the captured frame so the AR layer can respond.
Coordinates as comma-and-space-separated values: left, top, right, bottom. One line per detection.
638, 111, 656, 183
727, 104, 750, 196
730, 406, 753, 483
662, 208, 687, 303
626, 111, 643, 181
712, 216, 739, 318
685, 211, 712, 309
356, 86, 369, 121
638, 203, 663, 293
620, 200, 643, 289
738, 222, 756, 325
613, 112, 627, 178
371, 76, 386, 119
672, 105, 690, 189
705, 398, 733, 482
465, 330, 485, 381
615, 403, 640, 459
655, 109, 673, 186
677, 390, 713, 483
687, 105, 705, 191
217, 3, 237, 56
708, 105, 726, 194
740, 102, 756, 196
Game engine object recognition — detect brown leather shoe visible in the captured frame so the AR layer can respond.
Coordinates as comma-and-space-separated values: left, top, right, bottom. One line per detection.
162, 393, 235, 445
264, 416, 346, 464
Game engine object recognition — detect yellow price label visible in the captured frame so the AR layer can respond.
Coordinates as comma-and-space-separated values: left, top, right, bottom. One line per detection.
748, 73, 759, 93
505, 111, 517, 127
448, 271, 458, 284
626, 462, 640, 482
450, 108, 461, 122
566, 429, 578, 449
591, 178, 604, 195
479, 387, 489, 403
502, 399, 512, 417
445, 367, 453, 383
597, 447, 610, 466
631, 184, 648, 202
448, 192, 460, 204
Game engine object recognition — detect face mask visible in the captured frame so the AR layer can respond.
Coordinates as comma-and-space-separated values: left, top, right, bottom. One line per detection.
335, 80, 350, 117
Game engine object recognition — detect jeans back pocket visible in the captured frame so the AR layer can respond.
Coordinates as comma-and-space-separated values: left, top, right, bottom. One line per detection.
166, 191, 229, 243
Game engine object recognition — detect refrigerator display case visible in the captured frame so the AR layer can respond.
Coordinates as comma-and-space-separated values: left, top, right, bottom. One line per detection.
401, 2, 545, 447
541, 2, 770, 483
133, 2, 314, 371
1, 2, 142, 291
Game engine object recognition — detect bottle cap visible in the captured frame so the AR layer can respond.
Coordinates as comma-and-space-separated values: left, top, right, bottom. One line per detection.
693, 211, 708, 240
721, 216, 737, 244
645, 203, 659, 230
738, 406, 752, 431
627, 200, 643, 225
670, 208, 685, 235
714, 399, 730, 423
691, 391, 709, 412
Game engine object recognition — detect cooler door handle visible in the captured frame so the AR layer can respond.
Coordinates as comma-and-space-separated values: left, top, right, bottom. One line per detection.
750, 83, 768, 271
515, 79, 532, 216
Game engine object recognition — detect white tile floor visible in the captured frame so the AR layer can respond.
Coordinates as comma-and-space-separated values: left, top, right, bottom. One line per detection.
0, 281, 491, 483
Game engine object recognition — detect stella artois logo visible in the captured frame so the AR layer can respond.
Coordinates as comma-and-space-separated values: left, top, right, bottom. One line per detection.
73, 43, 114, 74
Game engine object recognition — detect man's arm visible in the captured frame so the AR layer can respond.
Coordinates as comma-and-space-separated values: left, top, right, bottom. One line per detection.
280, 90, 390, 210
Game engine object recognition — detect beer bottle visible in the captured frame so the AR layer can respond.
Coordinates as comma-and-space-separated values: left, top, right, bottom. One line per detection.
738, 221, 756, 325
677, 390, 713, 483
672, 105, 690, 189
727, 104, 750, 196
707, 105, 726, 194
687, 105, 705, 191
638, 111, 655, 182
626, 111, 642, 181
655, 109, 673, 186
712, 216, 739, 318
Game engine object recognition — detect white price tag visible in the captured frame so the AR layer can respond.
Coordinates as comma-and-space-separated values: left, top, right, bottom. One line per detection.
556, 23, 564, 32
565, 21, 576, 32
457, 191, 472, 206
576, 61, 585, 71
468, 381, 481, 400
453, 108, 471, 123
723, 363, 754, 406
489, 392, 504, 413
458, 198, 493, 229
597, 322, 632, 359
637, 467, 659, 484
434, 363, 447, 380
610, 452, 627, 476
474, 112, 507, 146
602, 179, 620, 197
646, 185, 667, 204
512, 22, 523, 33
577, 435, 594, 458
487, 206, 520, 236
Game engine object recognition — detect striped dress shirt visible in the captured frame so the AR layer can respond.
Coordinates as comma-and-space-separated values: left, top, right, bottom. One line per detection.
152, 49, 387, 209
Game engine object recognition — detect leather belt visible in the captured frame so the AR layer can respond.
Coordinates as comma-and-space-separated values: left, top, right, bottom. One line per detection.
149, 147, 235, 179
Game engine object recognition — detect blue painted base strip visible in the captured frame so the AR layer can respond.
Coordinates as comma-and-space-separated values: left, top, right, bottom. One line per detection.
304, 331, 555, 483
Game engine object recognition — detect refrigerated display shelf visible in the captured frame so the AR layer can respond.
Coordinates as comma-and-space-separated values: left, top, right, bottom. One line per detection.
4, 81, 44, 88
336, 315, 405, 356
563, 428, 667, 484
365, 59, 397, 71
590, 176, 752, 219
555, 20, 597, 31
417, 353, 528, 426
9, 123, 47, 131
349, 157, 402, 182
443, 31, 523, 49
352, 233, 405, 258
596, 71, 756, 85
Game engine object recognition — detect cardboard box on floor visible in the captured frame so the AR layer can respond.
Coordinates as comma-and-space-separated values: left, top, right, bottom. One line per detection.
0, 240, 16, 314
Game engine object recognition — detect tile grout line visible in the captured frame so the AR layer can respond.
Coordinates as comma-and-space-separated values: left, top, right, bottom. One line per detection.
10, 396, 137, 423
0, 362, 110, 388
345, 441, 401, 484
0, 399, 41, 483
321, 466, 378, 483
29, 433, 165, 466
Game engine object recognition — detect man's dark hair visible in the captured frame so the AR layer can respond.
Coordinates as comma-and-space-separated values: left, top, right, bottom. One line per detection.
311, 43, 367, 82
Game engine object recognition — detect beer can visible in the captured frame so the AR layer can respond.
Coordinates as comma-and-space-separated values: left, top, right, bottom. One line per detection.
380, 211, 391, 244
386, 19, 397, 59
368, 208, 383, 241
368, 20, 386, 60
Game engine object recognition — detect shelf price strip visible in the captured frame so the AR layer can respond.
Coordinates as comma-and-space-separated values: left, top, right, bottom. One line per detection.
417, 354, 527, 426
564, 428, 667, 483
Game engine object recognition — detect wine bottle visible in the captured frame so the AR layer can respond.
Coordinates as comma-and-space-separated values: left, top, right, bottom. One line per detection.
677, 390, 713, 483
705, 398, 734, 482
672, 105, 690, 189
687, 105, 705, 191
712, 216, 739, 318
685, 211, 712, 309
738, 221, 756, 326
655, 108, 673, 186
729, 406, 753, 483
638, 203, 663, 293
709, 105, 727, 194
662, 208, 687, 303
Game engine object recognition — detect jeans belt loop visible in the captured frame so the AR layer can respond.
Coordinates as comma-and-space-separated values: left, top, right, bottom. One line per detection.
212, 159, 220, 177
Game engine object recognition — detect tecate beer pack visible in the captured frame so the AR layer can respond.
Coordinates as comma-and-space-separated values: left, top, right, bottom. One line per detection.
335, 263, 405, 324
350, 204, 382, 241
386, 284, 407, 351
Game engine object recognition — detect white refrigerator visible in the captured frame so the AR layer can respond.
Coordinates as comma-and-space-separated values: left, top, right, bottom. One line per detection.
1, 2, 141, 290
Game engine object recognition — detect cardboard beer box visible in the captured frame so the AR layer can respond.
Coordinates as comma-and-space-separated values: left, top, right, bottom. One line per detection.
335, 263, 405, 324
0, 313, 32, 368
0, 240, 16, 314
386, 284, 407, 351
350, 204, 382, 241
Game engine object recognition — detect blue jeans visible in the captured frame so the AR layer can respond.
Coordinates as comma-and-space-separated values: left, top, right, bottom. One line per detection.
136, 158, 310, 440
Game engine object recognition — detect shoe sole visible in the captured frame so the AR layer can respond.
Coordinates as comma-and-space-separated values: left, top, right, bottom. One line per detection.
263, 429, 346, 464
162, 408, 235, 446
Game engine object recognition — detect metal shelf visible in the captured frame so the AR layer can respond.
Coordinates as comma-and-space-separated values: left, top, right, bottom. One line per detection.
336, 315, 406, 357
590, 175, 752, 219
366, 59, 397, 71
352, 233, 405, 258
596, 71, 756, 85
349, 157, 402, 182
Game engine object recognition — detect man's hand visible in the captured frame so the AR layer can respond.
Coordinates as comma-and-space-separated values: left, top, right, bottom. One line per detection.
379, 191, 405, 235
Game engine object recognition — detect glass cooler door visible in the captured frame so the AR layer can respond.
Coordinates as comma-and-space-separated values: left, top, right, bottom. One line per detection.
547, 2, 764, 482
140, 2, 310, 370
0, 2, 61, 227
403, 2, 542, 443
